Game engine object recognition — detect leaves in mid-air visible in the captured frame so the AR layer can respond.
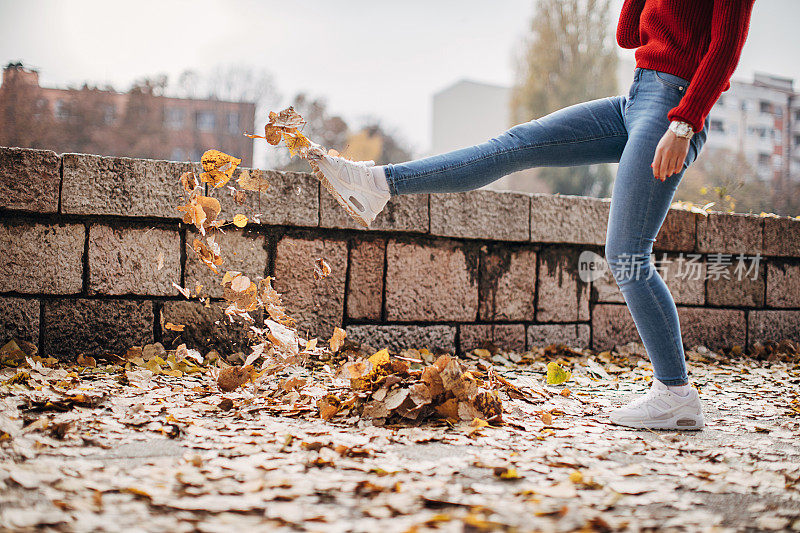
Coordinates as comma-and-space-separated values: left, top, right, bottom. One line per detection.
200, 150, 242, 188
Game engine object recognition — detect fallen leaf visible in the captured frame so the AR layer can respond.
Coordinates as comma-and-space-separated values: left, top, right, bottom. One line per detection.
77, 354, 96, 368
217, 365, 255, 392
329, 327, 346, 353
546, 362, 571, 385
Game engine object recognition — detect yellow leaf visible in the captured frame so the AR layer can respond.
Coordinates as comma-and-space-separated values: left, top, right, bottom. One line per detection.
473, 348, 491, 358
493, 466, 522, 480
546, 362, 571, 385
467, 417, 489, 436
233, 214, 248, 228
200, 150, 241, 188
368, 349, 390, 366
164, 322, 185, 332
284, 131, 310, 157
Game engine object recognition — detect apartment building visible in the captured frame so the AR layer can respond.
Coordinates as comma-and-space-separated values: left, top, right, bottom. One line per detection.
0, 62, 255, 166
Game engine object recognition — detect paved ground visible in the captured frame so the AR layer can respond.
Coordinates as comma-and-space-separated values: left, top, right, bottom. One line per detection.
1, 345, 799, 532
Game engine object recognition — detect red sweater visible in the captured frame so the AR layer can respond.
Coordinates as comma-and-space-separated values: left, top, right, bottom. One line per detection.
616, 0, 755, 133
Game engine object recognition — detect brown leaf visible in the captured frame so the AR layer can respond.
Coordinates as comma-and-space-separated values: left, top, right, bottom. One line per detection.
193, 238, 223, 273
77, 354, 96, 368
329, 327, 346, 353
435, 398, 460, 420
217, 365, 255, 392
421, 366, 445, 397
217, 398, 234, 411
384, 388, 410, 411
440, 359, 478, 400
458, 401, 483, 421
50, 421, 72, 440
180, 171, 197, 192
409, 382, 433, 406
317, 395, 341, 421
472, 389, 502, 420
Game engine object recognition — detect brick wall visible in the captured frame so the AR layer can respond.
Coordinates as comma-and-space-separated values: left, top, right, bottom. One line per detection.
2, 146, 799, 359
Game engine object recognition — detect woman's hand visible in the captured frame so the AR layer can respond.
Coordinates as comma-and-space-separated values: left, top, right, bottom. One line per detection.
651, 130, 690, 181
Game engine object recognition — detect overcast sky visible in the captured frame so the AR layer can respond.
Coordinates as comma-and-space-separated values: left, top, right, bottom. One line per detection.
2, 0, 799, 158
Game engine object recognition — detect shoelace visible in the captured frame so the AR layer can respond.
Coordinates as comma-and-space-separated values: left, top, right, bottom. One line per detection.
626, 387, 660, 409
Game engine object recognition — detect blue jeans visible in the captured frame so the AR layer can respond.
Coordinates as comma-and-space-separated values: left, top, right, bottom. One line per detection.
385, 67, 709, 386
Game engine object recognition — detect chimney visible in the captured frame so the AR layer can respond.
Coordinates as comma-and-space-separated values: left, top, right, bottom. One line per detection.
2, 62, 40, 88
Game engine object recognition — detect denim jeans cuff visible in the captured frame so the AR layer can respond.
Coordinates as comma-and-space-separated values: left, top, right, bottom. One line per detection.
384, 164, 400, 196
657, 377, 689, 386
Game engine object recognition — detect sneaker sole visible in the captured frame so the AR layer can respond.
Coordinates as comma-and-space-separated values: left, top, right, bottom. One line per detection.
609, 414, 705, 430
313, 167, 370, 228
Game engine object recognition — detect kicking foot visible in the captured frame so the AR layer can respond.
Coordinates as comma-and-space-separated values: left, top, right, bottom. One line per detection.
313, 154, 390, 228
608, 378, 705, 430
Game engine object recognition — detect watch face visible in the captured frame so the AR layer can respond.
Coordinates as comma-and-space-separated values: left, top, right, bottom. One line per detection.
672, 122, 689, 136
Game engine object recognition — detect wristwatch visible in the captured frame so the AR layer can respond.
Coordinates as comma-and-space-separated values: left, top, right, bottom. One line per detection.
669, 120, 694, 139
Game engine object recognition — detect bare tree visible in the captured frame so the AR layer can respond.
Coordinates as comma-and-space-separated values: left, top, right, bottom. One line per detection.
678, 148, 789, 215
174, 65, 280, 167
511, 0, 618, 197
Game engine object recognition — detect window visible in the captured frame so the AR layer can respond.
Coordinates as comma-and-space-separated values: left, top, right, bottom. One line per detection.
102, 104, 116, 125
795, 110, 800, 121
54, 99, 69, 121
760, 101, 772, 114
226, 113, 239, 135
170, 148, 184, 161
717, 96, 725, 107
758, 153, 771, 167
794, 134, 800, 147
164, 107, 185, 130
710, 119, 725, 133
189, 149, 203, 162
195, 111, 215, 132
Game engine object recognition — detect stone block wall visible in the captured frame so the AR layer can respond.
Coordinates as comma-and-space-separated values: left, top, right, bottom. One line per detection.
2, 146, 799, 359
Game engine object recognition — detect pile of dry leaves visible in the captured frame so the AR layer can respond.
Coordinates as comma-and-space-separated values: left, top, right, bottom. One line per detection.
319, 351, 503, 426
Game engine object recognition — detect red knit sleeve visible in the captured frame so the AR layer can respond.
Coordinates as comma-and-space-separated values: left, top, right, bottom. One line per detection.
667, 0, 755, 133
616, 0, 645, 49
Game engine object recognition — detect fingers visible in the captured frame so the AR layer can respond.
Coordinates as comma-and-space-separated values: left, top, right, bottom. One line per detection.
666, 154, 680, 178
651, 150, 663, 181
653, 133, 690, 181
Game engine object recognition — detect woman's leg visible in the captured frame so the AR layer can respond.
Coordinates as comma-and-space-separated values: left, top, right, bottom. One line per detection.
605, 68, 709, 386
385, 96, 629, 195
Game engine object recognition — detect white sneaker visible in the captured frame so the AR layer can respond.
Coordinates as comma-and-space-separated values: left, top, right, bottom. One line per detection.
608, 379, 705, 430
313, 154, 390, 228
